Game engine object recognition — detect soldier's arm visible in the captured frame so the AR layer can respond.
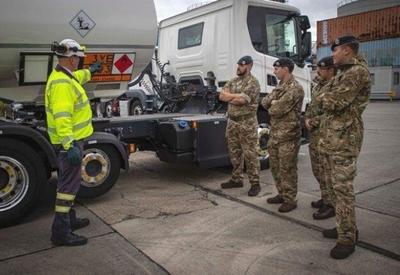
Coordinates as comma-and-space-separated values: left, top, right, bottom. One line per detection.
241, 79, 260, 105
261, 91, 274, 109
268, 87, 304, 118
219, 81, 233, 102
322, 68, 369, 112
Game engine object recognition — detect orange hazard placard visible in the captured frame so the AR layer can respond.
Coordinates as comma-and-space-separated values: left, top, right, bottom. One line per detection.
82, 52, 135, 82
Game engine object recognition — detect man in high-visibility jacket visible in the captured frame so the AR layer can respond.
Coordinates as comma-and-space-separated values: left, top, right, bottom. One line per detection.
46, 38, 101, 246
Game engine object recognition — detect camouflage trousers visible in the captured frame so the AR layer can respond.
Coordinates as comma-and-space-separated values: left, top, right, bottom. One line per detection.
321, 153, 358, 244
268, 139, 300, 204
226, 117, 260, 185
309, 136, 331, 206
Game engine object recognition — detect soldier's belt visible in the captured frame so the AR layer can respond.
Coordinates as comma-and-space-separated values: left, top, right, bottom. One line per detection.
228, 114, 255, 122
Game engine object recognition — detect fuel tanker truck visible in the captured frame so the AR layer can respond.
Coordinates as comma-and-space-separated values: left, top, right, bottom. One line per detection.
0, 0, 158, 226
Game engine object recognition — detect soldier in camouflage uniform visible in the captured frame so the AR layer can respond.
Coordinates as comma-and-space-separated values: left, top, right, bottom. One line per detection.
319, 36, 371, 259
262, 58, 304, 213
219, 55, 261, 197
304, 56, 337, 220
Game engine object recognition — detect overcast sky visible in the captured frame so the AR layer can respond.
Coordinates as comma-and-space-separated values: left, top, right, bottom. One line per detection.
153, 0, 338, 41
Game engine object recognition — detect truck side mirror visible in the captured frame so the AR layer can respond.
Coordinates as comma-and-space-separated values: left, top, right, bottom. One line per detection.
297, 15, 311, 31
300, 32, 312, 59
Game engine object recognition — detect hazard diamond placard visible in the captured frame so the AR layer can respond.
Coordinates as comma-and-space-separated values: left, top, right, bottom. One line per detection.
83, 52, 136, 82
113, 54, 134, 74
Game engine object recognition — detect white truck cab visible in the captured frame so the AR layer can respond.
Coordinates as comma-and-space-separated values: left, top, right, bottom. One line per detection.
156, 0, 312, 111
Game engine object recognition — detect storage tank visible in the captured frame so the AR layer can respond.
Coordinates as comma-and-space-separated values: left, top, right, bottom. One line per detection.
0, 0, 157, 102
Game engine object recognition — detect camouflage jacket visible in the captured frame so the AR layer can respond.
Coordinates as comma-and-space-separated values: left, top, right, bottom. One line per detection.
318, 55, 371, 156
261, 75, 304, 143
224, 74, 260, 118
305, 76, 329, 140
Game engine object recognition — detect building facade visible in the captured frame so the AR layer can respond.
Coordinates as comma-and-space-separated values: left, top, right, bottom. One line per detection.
317, 1, 400, 99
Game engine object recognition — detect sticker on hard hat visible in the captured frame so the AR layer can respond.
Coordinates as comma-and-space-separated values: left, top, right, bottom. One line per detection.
83, 53, 136, 82
70, 10, 96, 38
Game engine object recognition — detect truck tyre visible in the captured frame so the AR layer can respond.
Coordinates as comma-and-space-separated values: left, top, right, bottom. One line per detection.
130, 100, 143, 116
0, 138, 46, 227
95, 102, 104, 118
78, 144, 121, 199
105, 102, 113, 118
258, 125, 270, 170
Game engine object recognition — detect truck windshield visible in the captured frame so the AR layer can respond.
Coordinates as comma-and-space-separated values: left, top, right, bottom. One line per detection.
247, 6, 298, 59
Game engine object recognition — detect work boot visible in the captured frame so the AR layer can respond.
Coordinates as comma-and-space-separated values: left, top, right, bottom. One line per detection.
278, 202, 297, 213
322, 228, 359, 242
51, 232, 88, 246
330, 243, 355, 259
248, 184, 261, 197
70, 209, 90, 231
311, 199, 324, 209
312, 204, 335, 220
266, 195, 284, 204
221, 179, 243, 189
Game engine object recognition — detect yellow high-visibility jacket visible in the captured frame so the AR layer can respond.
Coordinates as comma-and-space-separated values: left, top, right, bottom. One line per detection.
45, 65, 93, 150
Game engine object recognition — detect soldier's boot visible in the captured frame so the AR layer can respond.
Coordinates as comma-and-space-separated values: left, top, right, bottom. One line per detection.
330, 243, 355, 259
322, 228, 359, 242
70, 209, 90, 231
51, 233, 88, 247
278, 202, 297, 213
267, 195, 284, 204
311, 199, 324, 209
221, 179, 243, 189
248, 184, 261, 197
312, 204, 335, 220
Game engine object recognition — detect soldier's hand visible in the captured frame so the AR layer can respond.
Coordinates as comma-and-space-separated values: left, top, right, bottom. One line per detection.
271, 100, 278, 105
305, 118, 312, 130
89, 62, 102, 74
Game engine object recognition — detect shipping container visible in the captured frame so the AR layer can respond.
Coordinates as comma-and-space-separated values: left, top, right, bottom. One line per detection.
317, 5, 400, 47
317, 37, 400, 67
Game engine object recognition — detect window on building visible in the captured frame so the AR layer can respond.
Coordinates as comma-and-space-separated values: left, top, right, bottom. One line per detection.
178, 22, 204, 49
370, 73, 375, 85
394, 72, 400, 86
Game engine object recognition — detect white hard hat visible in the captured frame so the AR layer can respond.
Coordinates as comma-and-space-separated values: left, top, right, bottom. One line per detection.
56, 38, 85, 57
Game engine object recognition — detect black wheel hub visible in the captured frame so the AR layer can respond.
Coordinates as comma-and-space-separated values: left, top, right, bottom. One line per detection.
85, 160, 102, 177
259, 135, 268, 149
0, 168, 9, 190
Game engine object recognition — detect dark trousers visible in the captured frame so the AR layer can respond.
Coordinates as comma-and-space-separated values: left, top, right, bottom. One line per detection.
51, 141, 83, 236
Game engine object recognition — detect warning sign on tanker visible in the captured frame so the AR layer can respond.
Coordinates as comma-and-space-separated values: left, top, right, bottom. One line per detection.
83, 52, 136, 82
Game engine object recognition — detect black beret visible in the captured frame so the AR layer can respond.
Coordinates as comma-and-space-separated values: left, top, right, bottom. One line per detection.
317, 56, 334, 68
273, 57, 294, 70
331, 35, 359, 50
237, 55, 253, 65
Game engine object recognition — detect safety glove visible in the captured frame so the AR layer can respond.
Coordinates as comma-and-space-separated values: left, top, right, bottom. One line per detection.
89, 62, 102, 74
67, 146, 82, 166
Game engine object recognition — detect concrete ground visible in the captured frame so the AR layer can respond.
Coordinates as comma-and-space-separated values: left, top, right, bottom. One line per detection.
1, 101, 399, 274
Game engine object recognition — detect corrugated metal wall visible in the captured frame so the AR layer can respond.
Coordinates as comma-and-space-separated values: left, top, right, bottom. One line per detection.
317, 5, 400, 47
317, 37, 400, 66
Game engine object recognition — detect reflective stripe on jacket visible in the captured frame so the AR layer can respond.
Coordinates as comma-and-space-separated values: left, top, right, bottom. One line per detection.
45, 66, 93, 149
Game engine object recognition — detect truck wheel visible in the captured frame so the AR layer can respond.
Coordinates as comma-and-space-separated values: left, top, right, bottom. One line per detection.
95, 102, 104, 118
0, 138, 46, 227
130, 100, 143, 116
78, 144, 121, 199
105, 102, 113, 118
258, 124, 270, 170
